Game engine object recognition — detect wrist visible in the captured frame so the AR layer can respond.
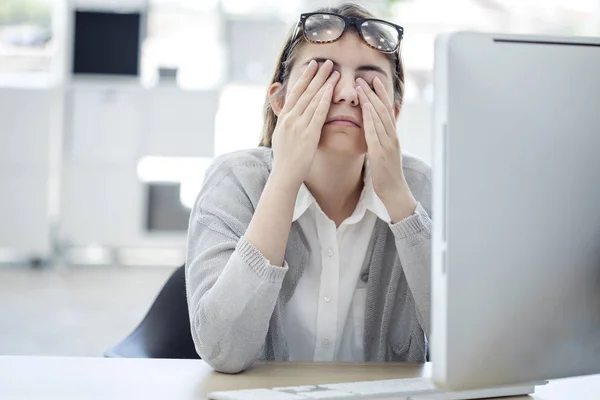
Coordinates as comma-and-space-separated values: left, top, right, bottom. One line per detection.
268, 167, 303, 196
380, 186, 418, 224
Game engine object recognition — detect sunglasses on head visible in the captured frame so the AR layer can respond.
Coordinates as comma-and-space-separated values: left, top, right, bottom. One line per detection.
292, 12, 404, 54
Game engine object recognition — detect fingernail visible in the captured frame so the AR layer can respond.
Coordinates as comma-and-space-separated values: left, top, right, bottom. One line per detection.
324, 59, 333, 67
356, 86, 364, 94
308, 60, 316, 68
356, 78, 365, 86
331, 71, 339, 78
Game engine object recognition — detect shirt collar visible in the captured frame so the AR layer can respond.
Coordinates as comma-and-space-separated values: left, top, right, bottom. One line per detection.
362, 159, 392, 223
291, 159, 391, 224
292, 183, 315, 222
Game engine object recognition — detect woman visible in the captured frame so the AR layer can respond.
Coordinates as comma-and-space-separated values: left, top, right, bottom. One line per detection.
185, 2, 432, 373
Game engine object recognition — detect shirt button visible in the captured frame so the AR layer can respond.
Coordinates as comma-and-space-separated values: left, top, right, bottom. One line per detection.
322, 338, 330, 346
327, 248, 334, 257
324, 295, 331, 302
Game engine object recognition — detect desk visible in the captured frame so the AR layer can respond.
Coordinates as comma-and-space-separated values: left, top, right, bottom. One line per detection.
0, 356, 599, 400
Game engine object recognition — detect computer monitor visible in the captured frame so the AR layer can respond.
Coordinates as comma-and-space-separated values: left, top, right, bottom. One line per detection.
431, 32, 600, 391
72, 10, 142, 76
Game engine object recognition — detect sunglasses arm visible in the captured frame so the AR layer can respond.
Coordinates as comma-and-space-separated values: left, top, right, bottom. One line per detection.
291, 21, 302, 42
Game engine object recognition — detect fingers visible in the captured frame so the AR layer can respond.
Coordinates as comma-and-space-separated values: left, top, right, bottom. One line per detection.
373, 76, 395, 119
281, 60, 319, 115
356, 77, 396, 139
370, 101, 388, 143
301, 70, 341, 122
307, 83, 334, 135
363, 102, 382, 152
357, 86, 388, 147
289, 60, 336, 116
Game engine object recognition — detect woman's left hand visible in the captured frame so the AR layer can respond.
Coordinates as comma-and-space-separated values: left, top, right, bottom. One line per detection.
356, 76, 418, 223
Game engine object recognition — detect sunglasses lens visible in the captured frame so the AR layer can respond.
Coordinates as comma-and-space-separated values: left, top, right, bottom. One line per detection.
360, 20, 400, 52
304, 14, 345, 43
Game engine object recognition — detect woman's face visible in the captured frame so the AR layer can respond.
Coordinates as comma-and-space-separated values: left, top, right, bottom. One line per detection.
285, 31, 397, 156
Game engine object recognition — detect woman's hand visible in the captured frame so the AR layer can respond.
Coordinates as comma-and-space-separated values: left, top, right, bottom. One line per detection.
271, 60, 340, 188
356, 76, 417, 223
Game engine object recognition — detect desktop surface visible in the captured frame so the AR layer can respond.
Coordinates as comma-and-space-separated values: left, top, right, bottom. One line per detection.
1, 356, 599, 400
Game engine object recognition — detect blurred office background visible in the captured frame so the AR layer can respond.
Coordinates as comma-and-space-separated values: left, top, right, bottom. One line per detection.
0, 0, 599, 356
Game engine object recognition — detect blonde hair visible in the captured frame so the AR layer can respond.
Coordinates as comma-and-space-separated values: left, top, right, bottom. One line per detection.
259, 2, 405, 148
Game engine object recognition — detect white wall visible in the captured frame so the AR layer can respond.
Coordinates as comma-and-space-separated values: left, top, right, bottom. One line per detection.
398, 101, 433, 164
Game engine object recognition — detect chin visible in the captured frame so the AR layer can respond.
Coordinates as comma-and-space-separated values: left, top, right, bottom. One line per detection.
318, 126, 367, 155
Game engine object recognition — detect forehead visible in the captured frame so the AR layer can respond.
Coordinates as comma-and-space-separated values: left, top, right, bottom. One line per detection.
293, 31, 391, 72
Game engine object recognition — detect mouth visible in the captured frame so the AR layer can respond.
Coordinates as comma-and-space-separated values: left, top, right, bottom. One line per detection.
325, 116, 361, 128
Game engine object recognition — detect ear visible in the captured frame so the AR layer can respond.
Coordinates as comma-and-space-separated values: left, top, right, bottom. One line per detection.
268, 82, 285, 117
393, 103, 401, 121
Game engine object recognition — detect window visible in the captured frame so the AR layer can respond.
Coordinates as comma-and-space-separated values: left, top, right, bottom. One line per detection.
222, 0, 300, 18
391, 0, 600, 102
214, 84, 266, 156
142, 0, 224, 89
0, 0, 53, 86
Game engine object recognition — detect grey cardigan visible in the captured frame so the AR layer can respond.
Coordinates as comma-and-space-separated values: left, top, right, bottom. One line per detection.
185, 147, 432, 373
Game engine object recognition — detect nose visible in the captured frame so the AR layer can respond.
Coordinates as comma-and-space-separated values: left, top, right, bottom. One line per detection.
332, 72, 359, 106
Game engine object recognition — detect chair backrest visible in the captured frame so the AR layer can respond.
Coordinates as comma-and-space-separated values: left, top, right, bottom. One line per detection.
104, 264, 200, 359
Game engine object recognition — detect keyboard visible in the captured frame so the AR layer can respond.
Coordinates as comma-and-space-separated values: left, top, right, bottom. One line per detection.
208, 377, 541, 400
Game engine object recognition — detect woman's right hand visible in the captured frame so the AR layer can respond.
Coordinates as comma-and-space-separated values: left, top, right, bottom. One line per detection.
271, 59, 340, 187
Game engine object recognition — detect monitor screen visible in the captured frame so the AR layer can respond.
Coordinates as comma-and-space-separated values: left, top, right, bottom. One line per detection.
72, 11, 141, 76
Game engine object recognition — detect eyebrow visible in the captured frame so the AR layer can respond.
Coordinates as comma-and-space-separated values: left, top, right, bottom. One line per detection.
303, 57, 388, 78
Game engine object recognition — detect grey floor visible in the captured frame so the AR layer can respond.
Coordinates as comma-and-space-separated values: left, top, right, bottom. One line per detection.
0, 264, 176, 357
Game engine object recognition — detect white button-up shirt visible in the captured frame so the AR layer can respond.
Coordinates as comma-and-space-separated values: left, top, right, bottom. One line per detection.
282, 164, 391, 362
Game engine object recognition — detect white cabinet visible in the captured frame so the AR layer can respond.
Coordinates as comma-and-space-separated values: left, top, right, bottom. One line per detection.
0, 83, 218, 264
0, 88, 53, 260
58, 82, 217, 260
69, 85, 143, 161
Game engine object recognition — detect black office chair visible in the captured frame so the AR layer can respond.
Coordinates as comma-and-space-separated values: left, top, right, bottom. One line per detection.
104, 264, 200, 359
